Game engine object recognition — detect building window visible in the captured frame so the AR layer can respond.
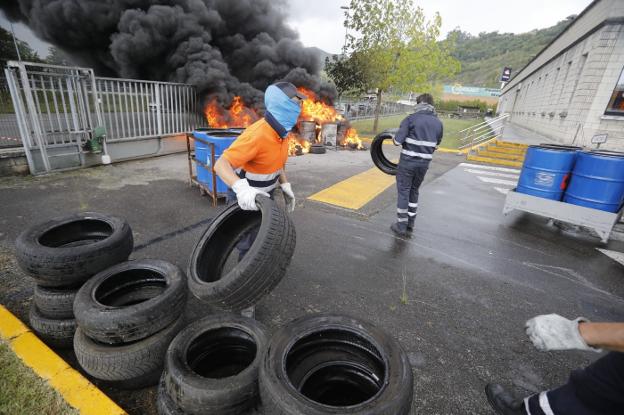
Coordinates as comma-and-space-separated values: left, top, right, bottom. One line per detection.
605, 67, 624, 116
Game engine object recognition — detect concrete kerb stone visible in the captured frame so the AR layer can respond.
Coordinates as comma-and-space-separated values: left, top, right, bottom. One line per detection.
0, 305, 127, 415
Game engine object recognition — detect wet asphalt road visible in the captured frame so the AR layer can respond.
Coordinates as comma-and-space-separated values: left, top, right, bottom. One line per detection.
0, 149, 623, 414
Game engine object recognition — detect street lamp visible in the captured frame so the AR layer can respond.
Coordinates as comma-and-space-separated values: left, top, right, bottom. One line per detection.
9, 21, 22, 61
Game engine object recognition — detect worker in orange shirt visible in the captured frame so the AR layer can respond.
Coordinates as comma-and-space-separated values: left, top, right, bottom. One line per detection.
214, 81, 305, 256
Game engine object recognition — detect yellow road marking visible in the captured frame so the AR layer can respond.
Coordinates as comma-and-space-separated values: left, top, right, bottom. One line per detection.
0, 305, 126, 415
308, 167, 395, 210
466, 154, 523, 168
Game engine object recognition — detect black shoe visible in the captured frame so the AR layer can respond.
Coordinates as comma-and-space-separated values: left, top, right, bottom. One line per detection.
485, 384, 526, 415
407, 226, 414, 233
390, 223, 409, 238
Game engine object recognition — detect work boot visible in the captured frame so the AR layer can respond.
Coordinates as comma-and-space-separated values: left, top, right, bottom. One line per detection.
485, 384, 526, 415
390, 222, 409, 238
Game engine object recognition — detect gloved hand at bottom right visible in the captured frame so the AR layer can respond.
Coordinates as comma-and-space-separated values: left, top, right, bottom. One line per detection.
525, 313, 601, 352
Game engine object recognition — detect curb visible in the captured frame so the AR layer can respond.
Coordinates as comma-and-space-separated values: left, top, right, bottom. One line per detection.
0, 305, 127, 415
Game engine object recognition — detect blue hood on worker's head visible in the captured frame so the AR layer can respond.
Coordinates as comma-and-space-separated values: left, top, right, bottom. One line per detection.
264, 85, 301, 138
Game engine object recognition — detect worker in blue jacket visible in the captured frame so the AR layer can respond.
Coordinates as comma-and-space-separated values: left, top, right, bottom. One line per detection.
390, 93, 443, 237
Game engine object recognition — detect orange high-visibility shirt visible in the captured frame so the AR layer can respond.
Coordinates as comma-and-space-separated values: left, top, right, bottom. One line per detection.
221, 118, 289, 191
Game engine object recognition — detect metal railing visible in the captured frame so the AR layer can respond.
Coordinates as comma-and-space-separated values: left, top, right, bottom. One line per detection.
458, 113, 510, 150
335, 100, 412, 121
4, 61, 203, 174
95, 78, 201, 142
0, 77, 24, 148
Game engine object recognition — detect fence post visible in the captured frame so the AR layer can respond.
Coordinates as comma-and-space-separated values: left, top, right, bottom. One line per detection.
155, 84, 163, 136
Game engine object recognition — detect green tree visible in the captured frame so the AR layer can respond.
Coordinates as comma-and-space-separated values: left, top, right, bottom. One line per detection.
45, 46, 74, 66
325, 53, 368, 97
0, 27, 41, 69
344, 0, 460, 132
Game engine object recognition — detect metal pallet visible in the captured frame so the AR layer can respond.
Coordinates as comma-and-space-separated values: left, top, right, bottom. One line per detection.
503, 189, 623, 243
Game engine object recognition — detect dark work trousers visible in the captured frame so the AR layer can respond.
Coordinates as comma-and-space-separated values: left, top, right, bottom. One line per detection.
524, 352, 624, 415
226, 189, 275, 260
395, 158, 429, 232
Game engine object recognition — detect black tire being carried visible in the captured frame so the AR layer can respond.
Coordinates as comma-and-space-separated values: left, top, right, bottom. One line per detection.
74, 259, 187, 345
259, 314, 414, 415
15, 212, 133, 287
74, 314, 185, 389
33, 285, 78, 319
29, 304, 76, 349
162, 314, 268, 415
188, 196, 296, 311
370, 131, 399, 176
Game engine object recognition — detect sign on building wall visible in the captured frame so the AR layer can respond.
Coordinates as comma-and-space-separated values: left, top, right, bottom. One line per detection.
442, 85, 501, 97
501, 67, 512, 82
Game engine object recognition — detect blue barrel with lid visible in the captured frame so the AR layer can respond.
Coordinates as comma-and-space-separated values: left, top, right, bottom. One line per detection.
193, 129, 242, 193
563, 150, 624, 212
516, 145, 580, 200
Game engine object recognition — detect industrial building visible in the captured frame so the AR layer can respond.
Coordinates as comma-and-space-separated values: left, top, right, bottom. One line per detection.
498, 0, 624, 150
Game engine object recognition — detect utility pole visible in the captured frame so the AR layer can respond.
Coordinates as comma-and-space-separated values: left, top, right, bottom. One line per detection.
9, 21, 22, 61
340, 5, 350, 54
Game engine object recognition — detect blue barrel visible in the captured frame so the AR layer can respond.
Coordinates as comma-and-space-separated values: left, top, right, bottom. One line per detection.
516, 145, 579, 200
193, 129, 240, 194
563, 151, 624, 212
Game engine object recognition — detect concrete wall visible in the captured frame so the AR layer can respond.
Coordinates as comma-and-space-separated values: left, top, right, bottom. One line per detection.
499, 0, 624, 150
0, 134, 191, 176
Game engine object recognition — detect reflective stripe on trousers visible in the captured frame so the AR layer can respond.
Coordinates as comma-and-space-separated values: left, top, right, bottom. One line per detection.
396, 162, 429, 231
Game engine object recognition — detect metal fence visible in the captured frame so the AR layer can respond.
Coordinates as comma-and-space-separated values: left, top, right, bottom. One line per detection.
335, 99, 413, 121
95, 78, 200, 141
4, 61, 203, 173
0, 77, 22, 148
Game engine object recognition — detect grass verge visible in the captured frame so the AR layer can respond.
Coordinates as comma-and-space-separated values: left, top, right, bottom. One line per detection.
0, 339, 78, 415
351, 114, 483, 149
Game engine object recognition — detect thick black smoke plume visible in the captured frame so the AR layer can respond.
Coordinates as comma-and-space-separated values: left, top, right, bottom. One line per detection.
1, 0, 336, 107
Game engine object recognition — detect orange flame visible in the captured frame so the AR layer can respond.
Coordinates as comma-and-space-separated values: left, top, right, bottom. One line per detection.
343, 127, 364, 150
288, 133, 311, 156
204, 96, 259, 128
297, 87, 340, 124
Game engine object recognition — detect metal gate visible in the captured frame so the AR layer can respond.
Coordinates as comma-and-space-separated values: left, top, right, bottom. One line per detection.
5, 61, 102, 173
5, 61, 202, 174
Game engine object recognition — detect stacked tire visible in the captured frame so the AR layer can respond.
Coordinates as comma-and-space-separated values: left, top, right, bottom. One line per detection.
158, 314, 268, 414
73, 259, 187, 389
156, 314, 413, 414
15, 213, 133, 349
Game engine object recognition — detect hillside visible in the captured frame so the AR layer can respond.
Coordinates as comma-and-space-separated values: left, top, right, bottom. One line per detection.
450, 17, 575, 88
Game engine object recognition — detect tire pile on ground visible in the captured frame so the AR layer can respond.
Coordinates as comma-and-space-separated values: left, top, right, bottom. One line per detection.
73, 259, 187, 389
157, 313, 414, 415
15, 213, 134, 348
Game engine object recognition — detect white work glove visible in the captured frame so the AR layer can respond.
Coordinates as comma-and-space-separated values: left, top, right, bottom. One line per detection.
525, 314, 599, 352
232, 179, 269, 211
280, 182, 295, 213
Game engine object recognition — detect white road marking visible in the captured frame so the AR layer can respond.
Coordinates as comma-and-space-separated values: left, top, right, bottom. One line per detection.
460, 163, 520, 174
477, 176, 518, 186
494, 187, 511, 195
464, 169, 519, 179
597, 249, 624, 266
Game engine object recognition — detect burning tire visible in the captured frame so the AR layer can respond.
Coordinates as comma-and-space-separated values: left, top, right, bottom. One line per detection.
15, 212, 133, 287
309, 145, 327, 154
161, 314, 268, 414
370, 131, 398, 176
74, 259, 187, 344
188, 196, 296, 311
74, 314, 185, 389
259, 314, 414, 415
29, 303, 76, 349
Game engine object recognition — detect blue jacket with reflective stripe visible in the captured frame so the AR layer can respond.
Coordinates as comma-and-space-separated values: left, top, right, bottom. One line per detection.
394, 106, 443, 164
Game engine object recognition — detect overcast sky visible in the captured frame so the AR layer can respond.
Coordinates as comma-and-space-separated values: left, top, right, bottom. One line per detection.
1, 0, 594, 57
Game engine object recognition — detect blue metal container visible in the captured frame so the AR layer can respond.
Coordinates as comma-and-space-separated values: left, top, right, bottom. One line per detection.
193, 129, 241, 194
563, 151, 624, 212
516, 145, 579, 200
